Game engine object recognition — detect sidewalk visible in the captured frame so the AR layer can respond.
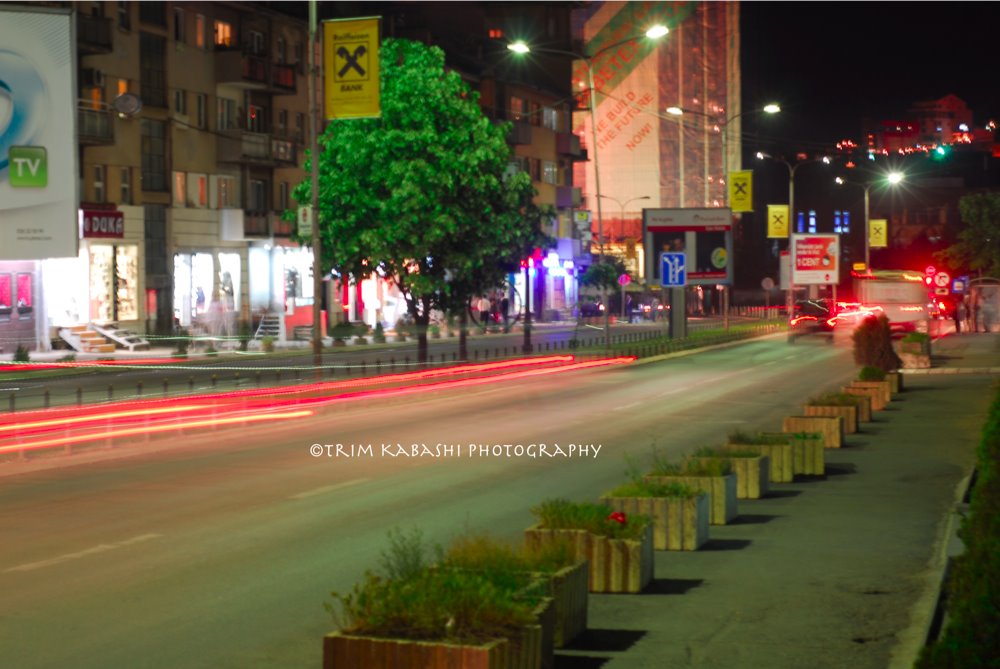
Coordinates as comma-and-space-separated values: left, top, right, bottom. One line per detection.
559, 332, 999, 669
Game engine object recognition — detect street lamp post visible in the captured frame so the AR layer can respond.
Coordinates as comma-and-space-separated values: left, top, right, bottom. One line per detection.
599, 194, 650, 318
835, 172, 904, 272
508, 25, 668, 348
665, 105, 780, 329
756, 152, 831, 310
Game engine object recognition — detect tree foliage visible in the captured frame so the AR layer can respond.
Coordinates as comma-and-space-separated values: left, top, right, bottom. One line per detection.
936, 192, 1000, 278
851, 314, 901, 372
292, 39, 544, 361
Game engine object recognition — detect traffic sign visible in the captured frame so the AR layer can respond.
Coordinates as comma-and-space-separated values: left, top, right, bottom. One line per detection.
935, 287, 949, 296
934, 271, 951, 288
618, 274, 631, 286
661, 252, 686, 287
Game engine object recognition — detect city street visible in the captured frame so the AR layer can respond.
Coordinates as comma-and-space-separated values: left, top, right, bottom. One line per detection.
0, 334, 854, 669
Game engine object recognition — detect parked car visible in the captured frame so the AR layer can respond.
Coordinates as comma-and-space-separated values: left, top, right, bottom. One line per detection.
578, 301, 605, 318
788, 299, 838, 343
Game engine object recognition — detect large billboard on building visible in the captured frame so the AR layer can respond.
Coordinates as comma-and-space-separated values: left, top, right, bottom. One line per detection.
573, 2, 740, 259
0, 6, 78, 260
791, 233, 840, 285
643, 208, 733, 286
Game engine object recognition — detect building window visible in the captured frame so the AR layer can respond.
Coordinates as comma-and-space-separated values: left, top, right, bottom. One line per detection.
276, 36, 286, 64
117, 1, 130, 30
173, 171, 187, 207
529, 158, 541, 182
277, 109, 288, 136
278, 181, 288, 210
488, 28, 505, 39
247, 104, 265, 133
0, 274, 11, 321
294, 41, 304, 73
528, 101, 541, 126
139, 32, 167, 108
248, 30, 265, 56
807, 210, 817, 234
16, 273, 33, 319
217, 97, 237, 130
542, 107, 559, 131
94, 164, 106, 202
295, 112, 305, 142
195, 93, 207, 128
120, 167, 132, 204
248, 179, 267, 212
214, 20, 233, 48
542, 161, 558, 185
216, 175, 236, 208
510, 96, 525, 122
116, 78, 129, 97
138, 3, 165, 27
187, 173, 208, 208
140, 119, 167, 191
173, 7, 185, 43
195, 14, 205, 49
174, 89, 186, 115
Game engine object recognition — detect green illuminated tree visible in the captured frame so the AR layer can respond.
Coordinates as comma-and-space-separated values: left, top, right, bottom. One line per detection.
293, 39, 543, 363
936, 192, 1000, 278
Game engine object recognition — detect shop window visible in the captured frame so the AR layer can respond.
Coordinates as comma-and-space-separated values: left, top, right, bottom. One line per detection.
0, 274, 11, 320
94, 164, 106, 202
214, 20, 233, 48
16, 273, 33, 318
115, 246, 138, 320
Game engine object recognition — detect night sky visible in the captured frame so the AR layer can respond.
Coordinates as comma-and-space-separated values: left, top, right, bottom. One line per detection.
740, 1, 1000, 154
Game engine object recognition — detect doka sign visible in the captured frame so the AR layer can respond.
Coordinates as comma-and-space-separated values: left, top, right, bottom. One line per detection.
81, 209, 124, 239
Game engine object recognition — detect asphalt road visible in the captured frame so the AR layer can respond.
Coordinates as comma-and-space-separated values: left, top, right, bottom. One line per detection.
0, 335, 859, 668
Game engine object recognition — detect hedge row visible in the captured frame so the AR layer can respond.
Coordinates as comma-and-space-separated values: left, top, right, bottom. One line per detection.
917, 385, 1000, 668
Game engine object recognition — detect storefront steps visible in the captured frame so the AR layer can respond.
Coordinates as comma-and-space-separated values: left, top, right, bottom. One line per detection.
59, 326, 116, 354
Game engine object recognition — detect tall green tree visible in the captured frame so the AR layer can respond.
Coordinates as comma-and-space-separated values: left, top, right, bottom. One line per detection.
936, 192, 1000, 278
292, 39, 541, 362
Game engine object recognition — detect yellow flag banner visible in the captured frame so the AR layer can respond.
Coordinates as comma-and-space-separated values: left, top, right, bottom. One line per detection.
767, 204, 789, 238
729, 170, 753, 212
869, 218, 888, 248
324, 17, 381, 119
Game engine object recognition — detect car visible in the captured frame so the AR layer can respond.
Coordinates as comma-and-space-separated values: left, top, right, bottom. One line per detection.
788, 299, 838, 343
577, 300, 605, 318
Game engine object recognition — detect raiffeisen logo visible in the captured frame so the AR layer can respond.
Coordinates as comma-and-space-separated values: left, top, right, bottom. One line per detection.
0, 48, 48, 187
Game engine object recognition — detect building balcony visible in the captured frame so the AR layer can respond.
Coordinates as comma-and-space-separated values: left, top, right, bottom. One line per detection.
272, 216, 295, 237
78, 104, 114, 145
508, 121, 533, 145
556, 186, 582, 209
215, 49, 270, 89
216, 130, 274, 165
220, 209, 286, 240
244, 211, 271, 237
556, 132, 584, 160
272, 63, 297, 94
77, 14, 113, 54
271, 138, 298, 165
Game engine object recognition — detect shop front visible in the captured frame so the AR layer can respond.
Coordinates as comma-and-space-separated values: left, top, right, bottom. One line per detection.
173, 250, 242, 338
0, 260, 42, 352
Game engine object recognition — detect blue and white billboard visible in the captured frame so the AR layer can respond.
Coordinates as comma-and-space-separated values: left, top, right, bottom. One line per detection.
0, 6, 78, 260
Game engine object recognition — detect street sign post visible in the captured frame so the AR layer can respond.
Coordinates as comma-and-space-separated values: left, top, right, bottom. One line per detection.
661, 252, 686, 287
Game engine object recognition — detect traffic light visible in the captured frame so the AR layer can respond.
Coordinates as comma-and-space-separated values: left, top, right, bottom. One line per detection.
931, 145, 951, 160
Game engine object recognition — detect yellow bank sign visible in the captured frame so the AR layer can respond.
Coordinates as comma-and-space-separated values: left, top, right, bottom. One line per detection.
324, 16, 381, 119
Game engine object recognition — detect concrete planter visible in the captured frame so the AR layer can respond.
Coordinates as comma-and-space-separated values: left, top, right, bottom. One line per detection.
687, 456, 770, 499
851, 380, 891, 408
540, 561, 589, 649
644, 474, 738, 525
601, 493, 709, 551
724, 442, 793, 483
804, 403, 858, 434
887, 371, 903, 393
786, 434, 825, 475
783, 415, 843, 449
840, 388, 874, 421
324, 629, 542, 669
524, 524, 653, 594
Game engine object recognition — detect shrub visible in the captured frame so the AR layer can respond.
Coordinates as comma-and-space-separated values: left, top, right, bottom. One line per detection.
261, 335, 275, 353
331, 322, 355, 342
373, 322, 386, 343
57, 353, 77, 363
858, 365, 887, 381
440, 534, 576, 575
852, 314, 901, 372
808, 392, 862, 407
13, 345, 31, 362
727, 429, 790, 445
604, 479, 699, 499
172, 330, 189, 356
429, 324, 441, 339
238, 321, 251, 351
902, 331, 931, 344
530, 498, 649, 540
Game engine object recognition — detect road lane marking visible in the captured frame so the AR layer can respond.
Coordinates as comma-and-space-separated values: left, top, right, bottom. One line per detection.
290, 477, 369, 500
4, 533, 162, 573
612, 401, 641, 411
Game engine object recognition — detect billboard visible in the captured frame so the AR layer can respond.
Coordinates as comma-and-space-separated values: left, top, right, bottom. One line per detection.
643, 208, 733, 286
324, 17, 381, 119
0, 6, 78, 260
791, 234, 840, 285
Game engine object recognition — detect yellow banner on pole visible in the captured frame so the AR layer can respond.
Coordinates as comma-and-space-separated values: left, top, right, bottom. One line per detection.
869, 218, 888, 248
323, 17, 381, 119
729, 170, 753, 212
767, 204, 789, 238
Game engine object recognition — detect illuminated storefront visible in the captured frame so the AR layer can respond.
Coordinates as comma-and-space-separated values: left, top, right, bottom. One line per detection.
173, 251, 241, 336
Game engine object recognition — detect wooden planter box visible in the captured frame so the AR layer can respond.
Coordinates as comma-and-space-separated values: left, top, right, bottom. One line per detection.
786, 434, 825, 475
840, 388, 874, 421
724, 442, 793, 483
887, 371, 903, 393
524, 524, 654, 594
601, 493, 709, 551
324, 628, 542, 669
540, 561, 588, 649
851, 380, 891, 408
687, 456, 770, 499
783, 415, 843, 449
804, 404, 858, 434
644, 474, 737, 525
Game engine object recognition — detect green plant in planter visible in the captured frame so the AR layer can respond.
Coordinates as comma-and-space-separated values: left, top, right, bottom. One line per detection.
648, 453, 732, 477
440, 533, 576, 575
852, 314, 901, 372
604, 479, 699, 499
858, 365, 887, 381
530, 498, 649, 540
429, 324, 441, 339
13, 345, 30, 363
238, 321, 251, 351
901, 331, 930, 344
727, 429, 789, 445
693, 446, 759, 458
807, 392, 861, 407
261, 335, 275, 353
373, 322, 386, 343
172, 330, 190, 358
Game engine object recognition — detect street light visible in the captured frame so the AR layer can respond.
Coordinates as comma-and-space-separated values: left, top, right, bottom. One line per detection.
509, 25, 668, 346
835, 172, 905, 271
756, 152, 831, 309
599, 194, 650, 318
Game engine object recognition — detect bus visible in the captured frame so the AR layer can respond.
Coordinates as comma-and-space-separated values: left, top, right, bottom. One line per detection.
848, 270, 929, 334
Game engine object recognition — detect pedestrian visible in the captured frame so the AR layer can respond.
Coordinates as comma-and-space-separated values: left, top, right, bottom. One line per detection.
500, 294, 510, 330
477, 295, 491, 330
952, 298, 962, 334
